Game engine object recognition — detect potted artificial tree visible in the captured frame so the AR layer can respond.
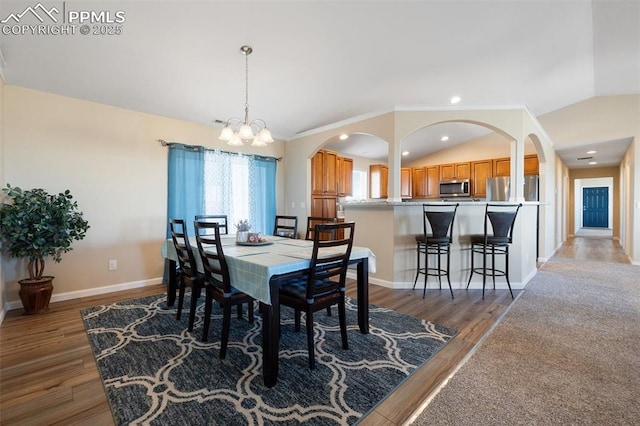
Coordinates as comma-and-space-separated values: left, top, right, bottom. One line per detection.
0, 184, 90, 314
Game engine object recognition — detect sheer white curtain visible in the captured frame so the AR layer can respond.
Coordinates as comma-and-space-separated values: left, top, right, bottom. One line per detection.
204, 151, 249, 231
202, 150, 276, 234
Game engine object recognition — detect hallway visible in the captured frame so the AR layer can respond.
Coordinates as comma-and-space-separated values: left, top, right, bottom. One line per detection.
555, 235, 630, 264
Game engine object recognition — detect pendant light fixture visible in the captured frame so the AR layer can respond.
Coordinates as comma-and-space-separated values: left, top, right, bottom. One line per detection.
218, 45, 274, 146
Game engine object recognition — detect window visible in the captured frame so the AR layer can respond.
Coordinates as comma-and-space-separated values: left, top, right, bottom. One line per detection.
347, 169, 368, 201
167, 143, 276, 237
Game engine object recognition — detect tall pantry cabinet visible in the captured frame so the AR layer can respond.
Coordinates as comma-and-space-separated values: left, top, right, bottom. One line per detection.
310, 149, 352, 219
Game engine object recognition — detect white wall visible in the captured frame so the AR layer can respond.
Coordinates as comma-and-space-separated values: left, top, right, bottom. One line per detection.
1, 86, 285, 309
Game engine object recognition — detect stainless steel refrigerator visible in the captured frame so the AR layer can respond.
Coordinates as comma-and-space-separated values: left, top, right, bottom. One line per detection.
486, 175, 539, 201
486, 175, 540, 258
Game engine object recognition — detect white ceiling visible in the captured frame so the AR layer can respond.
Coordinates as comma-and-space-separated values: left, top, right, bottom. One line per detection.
1, 1, 638, 168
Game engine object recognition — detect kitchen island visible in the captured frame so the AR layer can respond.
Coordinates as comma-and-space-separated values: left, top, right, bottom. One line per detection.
343, 200, 540, 291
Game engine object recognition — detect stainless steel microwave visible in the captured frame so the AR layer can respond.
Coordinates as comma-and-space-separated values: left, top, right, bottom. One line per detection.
439, 179, 471, 198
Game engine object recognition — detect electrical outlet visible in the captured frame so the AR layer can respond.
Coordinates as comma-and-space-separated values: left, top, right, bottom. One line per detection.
300, 202, 305, 209
108, 259, 118, 271
291, 201, 295, 209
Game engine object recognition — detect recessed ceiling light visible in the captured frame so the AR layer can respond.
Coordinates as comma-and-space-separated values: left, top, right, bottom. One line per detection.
339, 134, 349, 141
589, 161, 598, 165
402, 151, 410, 156
450, 96, 461, 104
441, 136, 450, 142
587, 150, 596, 154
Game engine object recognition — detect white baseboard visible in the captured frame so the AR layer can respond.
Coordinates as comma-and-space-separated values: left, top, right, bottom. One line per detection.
2, 277, 164, 315
346, 271, 392, 288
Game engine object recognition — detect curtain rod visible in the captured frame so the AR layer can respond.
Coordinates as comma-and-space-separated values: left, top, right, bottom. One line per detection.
158, 139, 282, 162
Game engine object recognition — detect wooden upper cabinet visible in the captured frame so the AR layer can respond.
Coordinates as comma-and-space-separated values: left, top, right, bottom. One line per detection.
369, 164, 388, 199
440, 162, 470, 180
337, 156, 353, 196
471, 160, 493, 198
493, 157, 511, 177
493, 155, 538, 177
411, 165, 439, 199
425, 165, 440, 198
311, 149, 338, 195
439, 163, 454, 180
412, 167, 426, 198
524, 154, 539, 175
401, 168, 412, 199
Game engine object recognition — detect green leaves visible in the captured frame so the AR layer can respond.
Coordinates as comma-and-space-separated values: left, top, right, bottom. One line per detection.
0, 184, 90, 279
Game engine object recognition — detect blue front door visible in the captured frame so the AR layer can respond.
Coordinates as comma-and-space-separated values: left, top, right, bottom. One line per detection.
583, 187, 608, 228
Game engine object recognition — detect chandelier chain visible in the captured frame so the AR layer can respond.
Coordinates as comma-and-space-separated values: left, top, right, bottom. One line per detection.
244, 50, 249, 123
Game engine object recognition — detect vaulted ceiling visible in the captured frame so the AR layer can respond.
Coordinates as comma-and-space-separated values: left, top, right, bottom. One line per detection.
1, 1, 638, 167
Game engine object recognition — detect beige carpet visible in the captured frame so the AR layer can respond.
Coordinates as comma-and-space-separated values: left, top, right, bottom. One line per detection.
412, 251, 640, 425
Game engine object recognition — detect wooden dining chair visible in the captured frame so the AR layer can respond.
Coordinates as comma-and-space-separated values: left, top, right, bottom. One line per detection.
305, 216, 337, 240
273, 215, 298, 239
194, 215, 228, 235
305, 216, 340, 317
194, 220, 255, 359
278, 221, 355, 369
169, 219, 204, 332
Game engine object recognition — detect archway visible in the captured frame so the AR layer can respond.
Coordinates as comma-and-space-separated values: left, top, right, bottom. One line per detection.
399, 121, 523, 200
320, 132, 390, 201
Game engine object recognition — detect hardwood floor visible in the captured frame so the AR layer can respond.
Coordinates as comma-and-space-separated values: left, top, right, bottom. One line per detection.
2, 236, 618, 425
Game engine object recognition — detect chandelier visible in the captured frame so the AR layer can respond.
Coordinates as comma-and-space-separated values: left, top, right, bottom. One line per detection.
218, 45, 274, 146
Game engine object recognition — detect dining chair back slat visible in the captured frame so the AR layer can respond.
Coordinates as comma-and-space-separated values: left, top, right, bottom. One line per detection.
305, 216, 337, 240
194, 215, 229, 235
273, 215, 298, 239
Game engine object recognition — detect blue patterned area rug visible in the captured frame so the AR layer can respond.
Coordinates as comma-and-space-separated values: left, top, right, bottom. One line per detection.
82, 294, 457, 425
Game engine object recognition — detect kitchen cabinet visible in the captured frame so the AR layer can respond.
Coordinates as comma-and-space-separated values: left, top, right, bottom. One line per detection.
493, 157, 511, 177
369, 164, 388, 199
493, 154, 538, 177
311, 149, 338, 195
412, 167, 425, 198
471, 159, 493, 198
524, 154, 539, 175
311, 150, 353, 225
439, 162, 470, 180
411, 165, 439, 199
310, 195, 337, 219
425, 165, 440, 198
337, 156, 353, 196
401, 168, 412, 199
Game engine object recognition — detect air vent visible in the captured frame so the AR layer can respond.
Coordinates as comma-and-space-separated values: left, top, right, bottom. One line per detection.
576, 156, 593, 160
212, 119, 225, 124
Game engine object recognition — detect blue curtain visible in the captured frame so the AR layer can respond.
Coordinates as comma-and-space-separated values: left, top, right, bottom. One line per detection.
249, 156, 277, 234
167, 144, 277, 237
167, 143, 205, 238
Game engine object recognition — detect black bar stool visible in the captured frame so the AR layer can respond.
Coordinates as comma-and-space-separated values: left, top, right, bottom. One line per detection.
413, 203, 459, 299
466, 203, 522, 299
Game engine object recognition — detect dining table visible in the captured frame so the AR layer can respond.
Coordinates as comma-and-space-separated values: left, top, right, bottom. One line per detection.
161, 234, 377, 388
